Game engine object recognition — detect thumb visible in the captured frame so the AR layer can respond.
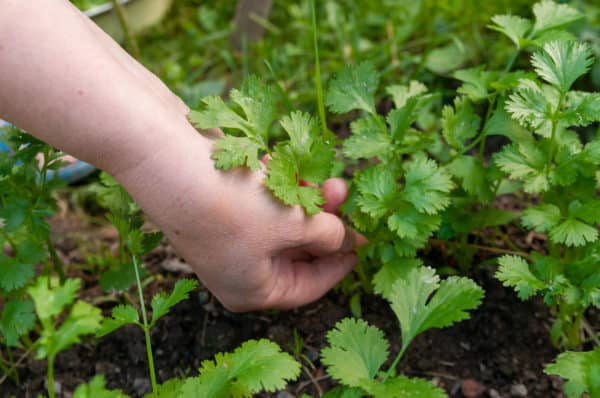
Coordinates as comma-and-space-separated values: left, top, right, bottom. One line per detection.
300, 212, 362, 256
322, 178, 348, 214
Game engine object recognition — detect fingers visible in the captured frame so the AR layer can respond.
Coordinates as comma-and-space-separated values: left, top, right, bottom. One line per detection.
322, 178, 348, 214
267, 253, 358, 309
299, 212, 363, 256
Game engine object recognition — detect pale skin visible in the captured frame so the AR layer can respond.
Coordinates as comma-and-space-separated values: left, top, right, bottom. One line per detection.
0, 1, 363, 312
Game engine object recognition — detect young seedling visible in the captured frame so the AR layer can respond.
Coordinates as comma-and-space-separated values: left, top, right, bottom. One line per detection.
545, 347, 600, 398
28, 277, 102, 398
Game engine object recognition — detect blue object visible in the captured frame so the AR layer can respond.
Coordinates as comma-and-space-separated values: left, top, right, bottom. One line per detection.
0, 120, 96, 184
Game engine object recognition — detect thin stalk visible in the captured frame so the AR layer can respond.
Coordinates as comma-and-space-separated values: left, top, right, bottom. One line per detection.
7, 348, 19, 385
582, 317, 600, 347
46, 236, 66, 283
429, 239, 532, 260
546, 92, 566, 177
0, 348, 14, 383
132, 254, 158, 394
111, 0, 141, 59
47, 355, 55, 398
310, 0, 328, 138
382, 344, 409, 382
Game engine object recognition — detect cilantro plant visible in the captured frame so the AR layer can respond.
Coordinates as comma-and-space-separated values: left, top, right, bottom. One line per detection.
321, 267, 484, 397
28, 276, 103, 398
545, 347, 600, 398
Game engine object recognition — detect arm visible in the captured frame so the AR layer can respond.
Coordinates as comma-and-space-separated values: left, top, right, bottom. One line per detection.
0, 0, 361, 311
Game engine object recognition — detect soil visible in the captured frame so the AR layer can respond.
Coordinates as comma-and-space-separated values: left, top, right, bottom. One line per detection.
1, 201, 588, 398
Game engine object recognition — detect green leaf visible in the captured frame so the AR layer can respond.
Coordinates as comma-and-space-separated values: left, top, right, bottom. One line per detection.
522, 204, 561, 232
343, 116, 391, 160
446, 156, 493, 202
367, 375, 447, 398
37, 300, 102, 359
493, 142, 549, 193
355, 166, 398, 219
402, 157, 453, 215
452, 67, 497, 101
144, 379, 185, 398
506, 83, 552, 131
531, 41, 594, 93
532, 0, 583, 36
28, 277, 80, 328
321, 318, 389, 388
549, 218, 598, 247
97, 305, 139, 337
545, 348, 600, 398
326, 62, 379, 114
496, 255, 545, 300
150, 279, 197, 326
373, 258, 423, 299
265, 146, 324, 215
0, 298, 36, 347
441, 97, 481, 150
212, 136, 262, 171
181, 339, 301, 397
100, 262, 138, 292
73, 375, 129, 398
389, 266, 484, 350
488, 14, 531, 49
0, 255, 35, 292
425, 40, 468, 75
387, 202, 441, 247
386, 81, 428, 109
563, 92, 600, 127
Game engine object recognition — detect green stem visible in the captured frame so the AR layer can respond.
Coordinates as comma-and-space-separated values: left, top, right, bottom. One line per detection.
429, 238, 532, 260
0, 348, 14, 383
7, 347, 19, 385
111, 0, 141, 59
46, 236, 66, 283
310, 0, 328, 138
382, 343, 409, 382
132, 254, 158, 394
546, 92, 566, 177
47, 355, 55, 398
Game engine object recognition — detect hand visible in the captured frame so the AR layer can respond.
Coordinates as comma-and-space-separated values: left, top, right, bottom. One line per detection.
116, 124, 364, 312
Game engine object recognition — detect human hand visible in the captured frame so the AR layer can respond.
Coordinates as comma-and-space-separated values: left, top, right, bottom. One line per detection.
116, 122, 364, 312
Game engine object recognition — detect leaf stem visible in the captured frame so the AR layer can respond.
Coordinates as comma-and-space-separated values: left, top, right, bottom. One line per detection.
6, 347, 19, 385
382, 343, 409, 382
429, 239, 532, 260
111, 0, 141, 59
47, 355, 55, 398
46, 236, 66, 283
310, 0, 328, 138
546, 92, 566, 177
132, 254, 158, 394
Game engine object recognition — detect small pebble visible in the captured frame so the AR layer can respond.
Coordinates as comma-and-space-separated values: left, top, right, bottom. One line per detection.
462, 378, 486, 398
510, 383, 528, 397
488, 389, 502, 398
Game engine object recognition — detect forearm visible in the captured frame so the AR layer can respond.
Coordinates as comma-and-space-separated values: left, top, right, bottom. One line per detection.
0, 0, 193, 176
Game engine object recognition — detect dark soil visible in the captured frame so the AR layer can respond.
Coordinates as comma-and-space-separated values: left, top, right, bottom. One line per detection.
1, 208, 576, 398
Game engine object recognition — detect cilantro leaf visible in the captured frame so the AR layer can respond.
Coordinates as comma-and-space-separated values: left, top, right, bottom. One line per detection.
73, 375, 129, 398
265, 146, 324, 215
493, 142, 549, 193
522, 204, 561, 232
97, 305, 140, 337
441, 97, 481, 150
402, 157, 453, 215
321, 318, 389, 388
367, 376, 447, 398
326, 62, 379, 114
549, 218, 598, 247
563, 92, 600, 127
0, 255, 35, 292
545, 348, 600, 398
27, 277, 80, 328
532, 0, 583, 37
387, 202, 441, 247
37, 300, 102, 359
343, 116, 391, 160
181, 339, 301, 397
389, 266, 484, 350
488, 14, 532, 49
373, 258, 423, 299
355, 166, 398, 219
506, 83, 552, 131
452, 67, 497, 102
150, 279, 197, 326
386, 81, 428, 109
212, 136, 262, 171
531, 41, 594, 93
0, 298, 36, 347
496, 255, 545, 300
447, 156, 494, 202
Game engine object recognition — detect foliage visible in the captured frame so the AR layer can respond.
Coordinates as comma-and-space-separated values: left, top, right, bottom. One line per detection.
545, 347, 600, 398
321, 267, 483, 397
